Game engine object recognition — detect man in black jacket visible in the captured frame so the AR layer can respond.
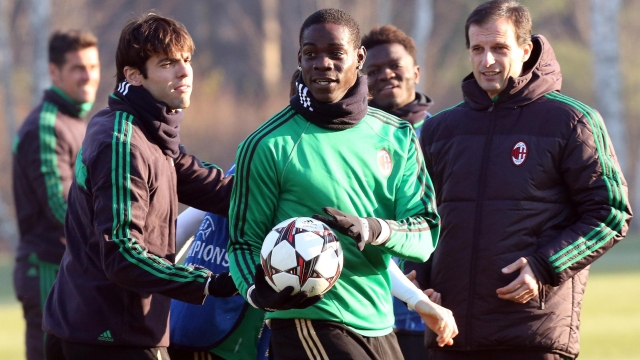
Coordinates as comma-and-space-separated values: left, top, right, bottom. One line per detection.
419, 1, 632, 359
12, 30, 100, 360
42, 13, 237, 360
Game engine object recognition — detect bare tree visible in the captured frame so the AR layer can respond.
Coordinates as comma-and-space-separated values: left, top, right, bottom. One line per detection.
0, 0, 16, 138
29, 0, 50, 106
261, 0, 282, 92
590, 0, 625, 170
412, 0, 434, 94
0, 0, 18, 246
378, 0, 392, 26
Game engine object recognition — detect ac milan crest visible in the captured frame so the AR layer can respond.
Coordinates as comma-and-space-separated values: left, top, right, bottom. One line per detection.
377, 149, 393, 176
511, 141, 528, 166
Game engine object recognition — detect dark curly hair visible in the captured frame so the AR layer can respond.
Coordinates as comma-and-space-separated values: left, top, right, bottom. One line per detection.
299, 8, 361, 49
361, 25, 417, 63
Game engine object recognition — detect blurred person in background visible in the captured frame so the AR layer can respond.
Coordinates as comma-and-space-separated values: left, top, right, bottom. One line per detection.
362, 24, 436, 360
419, 1, 632, 359
42, 13, 236, 360
12, 29, 100, 360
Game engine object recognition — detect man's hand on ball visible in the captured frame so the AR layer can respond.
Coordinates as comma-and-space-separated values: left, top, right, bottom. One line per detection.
248, 265, 323, 311
207, 271, 238, 297
496, 257, 540, 303
312, 207, 389, 251
414, 297, 458, 347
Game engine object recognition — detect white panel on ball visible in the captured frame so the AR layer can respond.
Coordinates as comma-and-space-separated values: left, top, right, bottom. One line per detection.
295, 217, 326, 233
272, 272, 301, 294
270, 241, 298, 270
300, 277, 330, 297
294, 232, 325, 261
314, 250, 340, 278
261, 230, 280, 259
273, 218, 294, 230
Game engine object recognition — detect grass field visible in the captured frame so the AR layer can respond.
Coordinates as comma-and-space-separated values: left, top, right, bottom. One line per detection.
0, 238, 638, 359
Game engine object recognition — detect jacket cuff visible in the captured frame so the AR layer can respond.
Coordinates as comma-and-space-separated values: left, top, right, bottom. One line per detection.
526, 253, 556, 286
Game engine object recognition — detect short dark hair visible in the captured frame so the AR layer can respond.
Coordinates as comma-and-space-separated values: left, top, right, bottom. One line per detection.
361, 25, 417, 63
115, 13, 194, 82
465, 0, 532, 48
48, 30, 98, 68
299, 8, 361, 49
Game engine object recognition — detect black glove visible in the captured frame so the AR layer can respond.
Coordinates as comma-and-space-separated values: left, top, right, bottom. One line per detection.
207, 271, 238, 297
313, 207, 385, 251
249, 265, 323, 312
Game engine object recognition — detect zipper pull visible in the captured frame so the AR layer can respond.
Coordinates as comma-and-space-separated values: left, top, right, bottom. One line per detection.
488, 103, 495, 112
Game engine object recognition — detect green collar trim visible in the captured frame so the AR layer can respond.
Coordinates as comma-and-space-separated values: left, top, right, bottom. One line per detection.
50, 86, 93, 117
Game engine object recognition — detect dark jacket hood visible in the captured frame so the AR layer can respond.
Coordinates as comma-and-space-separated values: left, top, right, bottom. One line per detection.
462, 34, 563, 110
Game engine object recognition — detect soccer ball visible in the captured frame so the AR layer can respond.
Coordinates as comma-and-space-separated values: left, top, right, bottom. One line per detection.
260, 217, 343, 297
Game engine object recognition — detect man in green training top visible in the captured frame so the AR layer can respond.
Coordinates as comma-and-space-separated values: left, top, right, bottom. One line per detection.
228, 8, 457, 360
12, 30, 100, 360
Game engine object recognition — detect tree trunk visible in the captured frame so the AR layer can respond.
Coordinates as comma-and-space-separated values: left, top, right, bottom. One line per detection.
378, 0, 392, 26
0, 0, 16, 138
29, 0, 51, 106
0, 0, 18, 247
261, 0, 281, 93
590, 0, 633, 227
412, 0, 434, 95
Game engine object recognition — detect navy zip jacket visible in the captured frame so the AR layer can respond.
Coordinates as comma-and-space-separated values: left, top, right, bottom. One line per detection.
420, 35, 631, 358
43, 86, 233, 347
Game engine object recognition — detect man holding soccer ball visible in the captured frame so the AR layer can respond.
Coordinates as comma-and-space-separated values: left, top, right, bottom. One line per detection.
228, 8, 457, 359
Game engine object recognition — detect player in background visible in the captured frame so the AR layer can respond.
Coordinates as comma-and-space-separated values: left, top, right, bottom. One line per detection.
361, 24, 437, 360
228, 8, 457, 359
12, 30, 100, 360
42, 13, 237, 360
420, 1, 632, 359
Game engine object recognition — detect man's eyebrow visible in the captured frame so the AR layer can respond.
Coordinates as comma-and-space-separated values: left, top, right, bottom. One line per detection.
301, 42, 348, 48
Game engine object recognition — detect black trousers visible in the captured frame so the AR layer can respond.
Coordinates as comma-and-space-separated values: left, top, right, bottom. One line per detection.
429, 349, 572, 360
45, 333, 171, 360
167, 347, 224, 360
269, 319, 404, 360
395, 329, 429, 360
14, 259, 59, 360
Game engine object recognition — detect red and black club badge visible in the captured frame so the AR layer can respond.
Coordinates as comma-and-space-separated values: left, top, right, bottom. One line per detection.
377, 149, 393, 176
511, 141, 528, 166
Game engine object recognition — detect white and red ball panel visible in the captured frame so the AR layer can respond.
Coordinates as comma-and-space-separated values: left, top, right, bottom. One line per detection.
260, 217, 343, 297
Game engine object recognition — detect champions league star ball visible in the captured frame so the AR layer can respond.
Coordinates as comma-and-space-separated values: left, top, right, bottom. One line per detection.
260, 217, 343, 297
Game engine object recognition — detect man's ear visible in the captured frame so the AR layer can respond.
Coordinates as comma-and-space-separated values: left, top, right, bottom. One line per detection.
123, 66, 143, 86
414, 65, 421, 85
521, 42, 533, 62
49, 63, 61, 86
357, 46, 367, 68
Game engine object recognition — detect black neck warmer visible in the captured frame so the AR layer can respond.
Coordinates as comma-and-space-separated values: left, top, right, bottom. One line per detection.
289, 73, 369, 130
370, 92, 433, 126
109, 81, 183, 158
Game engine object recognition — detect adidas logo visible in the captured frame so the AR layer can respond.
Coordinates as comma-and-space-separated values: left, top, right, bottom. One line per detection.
98, 330, 114, 342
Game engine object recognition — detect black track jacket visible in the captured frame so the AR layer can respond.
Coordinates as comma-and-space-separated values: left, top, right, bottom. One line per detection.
419, 35, 631, 357
43, 91, 233, 347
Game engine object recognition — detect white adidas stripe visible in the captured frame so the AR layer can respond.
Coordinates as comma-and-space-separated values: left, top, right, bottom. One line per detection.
122, 82, 131, 96
295, 319, 328, 360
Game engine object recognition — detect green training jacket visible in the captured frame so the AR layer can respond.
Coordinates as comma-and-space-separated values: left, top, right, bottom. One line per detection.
229, 106, 439, 336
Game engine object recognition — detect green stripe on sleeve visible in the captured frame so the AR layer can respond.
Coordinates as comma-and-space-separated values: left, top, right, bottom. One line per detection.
109, 112, 208, 282
544, 92, 627, 272
39, 102, 67, 223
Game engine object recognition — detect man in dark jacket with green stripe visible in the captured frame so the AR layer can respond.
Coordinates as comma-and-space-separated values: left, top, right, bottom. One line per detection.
42, 14, 237, 360
420, 1, 632, 359
12, 30, 100, 360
